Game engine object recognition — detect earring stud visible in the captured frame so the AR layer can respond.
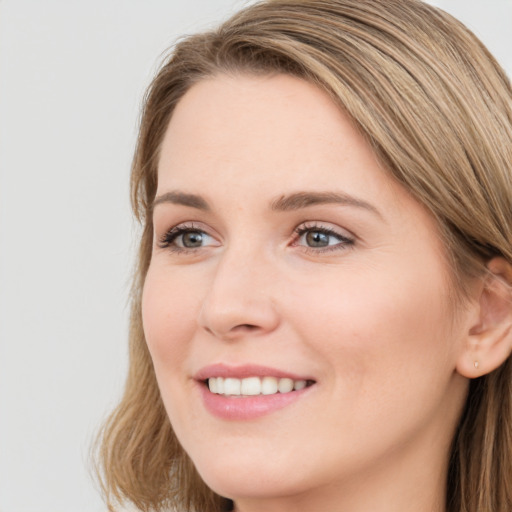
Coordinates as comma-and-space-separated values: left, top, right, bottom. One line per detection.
474, 361, 479, 369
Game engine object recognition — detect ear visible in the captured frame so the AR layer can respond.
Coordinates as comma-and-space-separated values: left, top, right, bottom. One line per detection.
456, 257, 512, 378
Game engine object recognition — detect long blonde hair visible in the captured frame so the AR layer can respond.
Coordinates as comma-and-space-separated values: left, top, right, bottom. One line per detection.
96, 1, 512, 510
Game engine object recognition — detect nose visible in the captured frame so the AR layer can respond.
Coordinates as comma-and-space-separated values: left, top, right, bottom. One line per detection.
198, 248, 280, 341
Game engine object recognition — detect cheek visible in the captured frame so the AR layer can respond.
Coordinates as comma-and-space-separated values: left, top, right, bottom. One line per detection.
280, 267, 462, 464
141, 264, 200, 368
286, 262, 456, 395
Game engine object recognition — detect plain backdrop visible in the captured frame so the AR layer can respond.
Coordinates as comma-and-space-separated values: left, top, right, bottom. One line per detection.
0, 1, 510, 511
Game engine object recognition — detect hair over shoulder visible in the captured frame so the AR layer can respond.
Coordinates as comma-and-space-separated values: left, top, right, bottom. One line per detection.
95, 1, 512, 511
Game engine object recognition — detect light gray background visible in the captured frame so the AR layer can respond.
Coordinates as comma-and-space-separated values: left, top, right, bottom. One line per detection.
0, 1, 510, 511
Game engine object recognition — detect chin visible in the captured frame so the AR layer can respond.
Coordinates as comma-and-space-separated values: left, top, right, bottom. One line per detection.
190, 450, 314, 501
201, 472, 305, 503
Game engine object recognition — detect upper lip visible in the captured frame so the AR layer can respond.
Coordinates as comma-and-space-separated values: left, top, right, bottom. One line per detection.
195, 363, 315, 382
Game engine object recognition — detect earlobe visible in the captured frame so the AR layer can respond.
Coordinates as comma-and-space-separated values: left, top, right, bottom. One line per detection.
456, 257, 512, 378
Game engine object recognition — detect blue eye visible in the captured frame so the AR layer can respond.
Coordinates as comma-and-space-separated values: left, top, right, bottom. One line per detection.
302, 230, 334, 247
295, 225, 354, 251
176, 230, 208, 248
158, 225, 217, 251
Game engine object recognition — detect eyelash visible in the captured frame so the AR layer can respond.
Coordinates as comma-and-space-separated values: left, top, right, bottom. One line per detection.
157, 223, 208, 253
157, 222, 355, 254
292, 223, 355, 254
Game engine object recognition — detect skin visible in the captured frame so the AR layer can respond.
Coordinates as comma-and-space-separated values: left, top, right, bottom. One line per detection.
142, 73, 485, 512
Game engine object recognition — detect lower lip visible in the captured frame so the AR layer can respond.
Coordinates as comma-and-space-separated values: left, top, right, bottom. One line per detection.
198, 383, 312, 420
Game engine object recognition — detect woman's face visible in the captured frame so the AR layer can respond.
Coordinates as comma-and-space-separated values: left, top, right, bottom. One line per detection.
143, 74, 472, 508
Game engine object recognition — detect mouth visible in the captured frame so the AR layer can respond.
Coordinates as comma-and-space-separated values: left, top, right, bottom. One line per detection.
195, 364, 316, 419
205, 376, 315, 396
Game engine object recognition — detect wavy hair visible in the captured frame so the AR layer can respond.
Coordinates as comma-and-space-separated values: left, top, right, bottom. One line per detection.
96, 1, 512, 510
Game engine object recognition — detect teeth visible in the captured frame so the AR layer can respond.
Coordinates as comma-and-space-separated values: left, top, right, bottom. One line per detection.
241, 376, 261, 396
208, 377, 218, 393
294, 380, 307, 391
261, 376, 278, 395
278, 378, 294, 393
223, 378, 241, 395
207, 376, 311, 396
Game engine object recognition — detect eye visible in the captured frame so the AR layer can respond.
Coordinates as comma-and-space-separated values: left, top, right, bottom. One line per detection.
302, 230, 335, 248
158, 224, 219, 252
176, 230, 208, 248
294, 223, 354, 252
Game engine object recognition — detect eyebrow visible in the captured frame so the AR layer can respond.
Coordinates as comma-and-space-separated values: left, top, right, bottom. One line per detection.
152, 189, 381, 218
152, 191, 210, 211
271, 191, 382, 217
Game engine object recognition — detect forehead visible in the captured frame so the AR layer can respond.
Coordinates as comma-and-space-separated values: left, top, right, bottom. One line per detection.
157, 73, 388, 196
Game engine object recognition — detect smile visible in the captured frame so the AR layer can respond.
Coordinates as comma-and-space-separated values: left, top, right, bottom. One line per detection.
208, 376, 312, 396
196, 364, 316, 419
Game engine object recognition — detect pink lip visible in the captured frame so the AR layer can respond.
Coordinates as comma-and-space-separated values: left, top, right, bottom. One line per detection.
194, 363, 316, 421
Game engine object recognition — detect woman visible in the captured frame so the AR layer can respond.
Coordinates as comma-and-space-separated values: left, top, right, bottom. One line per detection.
96, 0, 512, 511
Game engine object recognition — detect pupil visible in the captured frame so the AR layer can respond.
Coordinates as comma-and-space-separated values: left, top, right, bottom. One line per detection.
306, 231, 328, 247
183, 231, 203, 247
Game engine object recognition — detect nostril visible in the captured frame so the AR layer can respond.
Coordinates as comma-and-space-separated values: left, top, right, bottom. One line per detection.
236, 324, 258, 331
202, 323, 259, 339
